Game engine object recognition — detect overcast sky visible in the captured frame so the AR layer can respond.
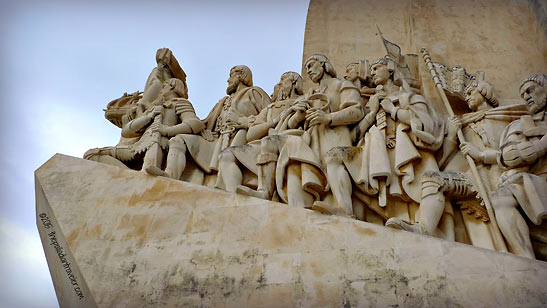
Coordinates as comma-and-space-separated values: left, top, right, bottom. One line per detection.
0, 1, 309, 306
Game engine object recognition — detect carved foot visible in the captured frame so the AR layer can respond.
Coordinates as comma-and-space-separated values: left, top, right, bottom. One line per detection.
385, 218, 425, 234
236, 185, 269, 199
145, 166, 169, 178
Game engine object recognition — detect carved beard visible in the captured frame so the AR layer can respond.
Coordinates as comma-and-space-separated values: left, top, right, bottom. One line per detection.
226, 81, 239, 95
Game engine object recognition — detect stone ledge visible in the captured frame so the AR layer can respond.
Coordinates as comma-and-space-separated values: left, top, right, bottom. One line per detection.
36, 154, 547, 307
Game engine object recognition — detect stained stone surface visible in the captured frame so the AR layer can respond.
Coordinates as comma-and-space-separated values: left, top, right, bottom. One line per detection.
36, 154, 547, 307
302, 0, 547, 107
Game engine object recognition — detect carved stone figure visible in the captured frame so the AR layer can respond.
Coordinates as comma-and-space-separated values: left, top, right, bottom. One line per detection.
218, 72, 305, 197
344, 60, 374, 98
146, 65, 271, 182
386, 81, 527, 247
139, 48, 187, 106
85, 78, 202, 172
338, 57, 445, 229
489, 74, 547, 259
275, 54, 363, 216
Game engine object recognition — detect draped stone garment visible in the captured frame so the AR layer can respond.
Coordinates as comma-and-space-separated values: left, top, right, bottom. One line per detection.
348, 89, 445, 204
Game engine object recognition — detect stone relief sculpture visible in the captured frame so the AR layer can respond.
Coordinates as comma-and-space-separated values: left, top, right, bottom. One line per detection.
333, 57, 446, 234
218, 71, 306, 200
85, 47, 546, 260
140, 48, 187, 106
386, 80, 528, 249
85, 77, 199, 172
147, 65, 271, 185
281, 54, 364, 216
489, 74, 547, 259
84, 48, 193, 171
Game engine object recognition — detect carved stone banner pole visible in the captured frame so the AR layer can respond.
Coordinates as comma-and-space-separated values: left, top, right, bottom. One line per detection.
420, 48, 508, 252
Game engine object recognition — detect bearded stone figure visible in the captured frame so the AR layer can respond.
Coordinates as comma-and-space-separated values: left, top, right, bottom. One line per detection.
488, 74, 547, 259
217, 71, 307, 197
146, 65, 271, 183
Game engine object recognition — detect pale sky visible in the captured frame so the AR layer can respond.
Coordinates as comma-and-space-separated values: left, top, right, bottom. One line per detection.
0, 1, 309, 306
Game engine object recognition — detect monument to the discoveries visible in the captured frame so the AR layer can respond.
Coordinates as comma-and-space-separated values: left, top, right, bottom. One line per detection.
36, 0, 547, 307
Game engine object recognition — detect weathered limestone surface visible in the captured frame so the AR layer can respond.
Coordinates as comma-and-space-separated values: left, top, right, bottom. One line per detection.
36, 154, 547, 307
302, 0, 547, 106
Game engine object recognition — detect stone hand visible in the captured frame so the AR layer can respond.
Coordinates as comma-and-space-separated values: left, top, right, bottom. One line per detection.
370, 92, 386, 106
366, 95, 381, 114
151, 105, 164, 118
201, 129, 214, 141
447, 116, 462, 139
460, 142, 483, 162
305, 108, 331, 126
225, 110, 239, 124
379, 98, 395, 114
293, 101, 309, 112
158, 124, 172, 136
225, 110, 248, 129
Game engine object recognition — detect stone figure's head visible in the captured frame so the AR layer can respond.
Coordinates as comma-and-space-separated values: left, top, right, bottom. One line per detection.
464, 81, 498, 111
272, 71, 303, 101
371, 57, 396, 86
227, 65, 253, 95
345, 60, 368, 84
519, 74, 547, 114
156, 48, 172, 68
304, 54, 336, 83
155, 48, 187, 82
161, 78, 188, 99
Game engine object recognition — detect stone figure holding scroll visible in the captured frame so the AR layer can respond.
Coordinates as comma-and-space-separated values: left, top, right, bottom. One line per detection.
147, 65, 271, 182
489, 74, 547, 259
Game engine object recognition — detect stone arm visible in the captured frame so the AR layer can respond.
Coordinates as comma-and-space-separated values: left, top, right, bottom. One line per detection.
500, 128, 547, 168
288, 111, 306, 129
438, 116, 461, 168
381, 97, 411, 125
121, 108, 158, 138
329, 85, 364, 127
159, 100, 206, 137
246, 107, 274, 142
351, 93, 381, 143
329, 104, 364, 126
287, 101, 308, 129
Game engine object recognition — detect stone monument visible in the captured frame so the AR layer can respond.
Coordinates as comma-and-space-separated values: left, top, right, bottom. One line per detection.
37, 1, 547, 307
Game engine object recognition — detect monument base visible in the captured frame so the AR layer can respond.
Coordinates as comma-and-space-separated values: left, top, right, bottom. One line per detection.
36, 154, 547, 307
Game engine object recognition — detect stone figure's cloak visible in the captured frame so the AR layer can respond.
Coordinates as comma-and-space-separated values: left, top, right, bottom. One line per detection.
349, 89, 444, 203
